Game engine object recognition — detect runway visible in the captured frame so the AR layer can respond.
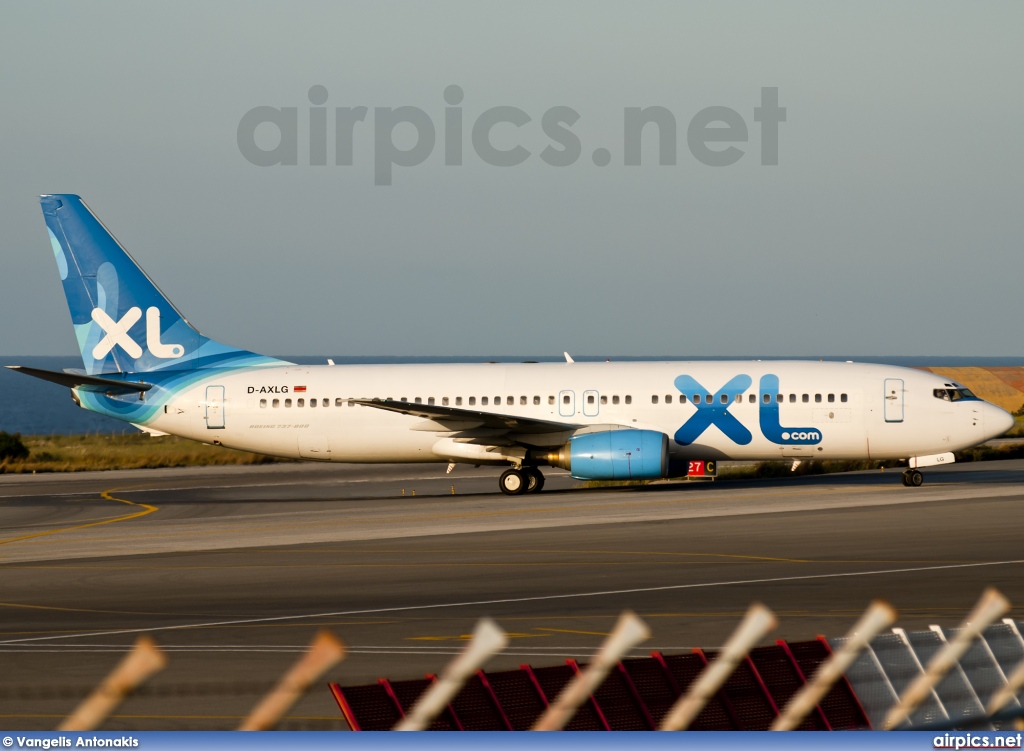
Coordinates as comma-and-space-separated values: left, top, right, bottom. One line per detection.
1, 460, 1023, 730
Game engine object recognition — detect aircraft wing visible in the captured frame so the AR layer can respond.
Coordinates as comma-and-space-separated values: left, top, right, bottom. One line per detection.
5, 365, 153, 395
352, 399, 581, 435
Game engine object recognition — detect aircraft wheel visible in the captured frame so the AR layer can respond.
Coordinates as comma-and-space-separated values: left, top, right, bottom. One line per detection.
499, 468, 528, 495
903, 469, 924, 487
524, 468, 545, 494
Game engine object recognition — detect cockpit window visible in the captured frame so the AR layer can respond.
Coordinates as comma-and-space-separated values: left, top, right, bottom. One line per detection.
934, 387, 975, 401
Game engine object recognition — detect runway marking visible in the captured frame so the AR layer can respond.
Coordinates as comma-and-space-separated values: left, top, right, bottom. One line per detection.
406, 632, 547, 641
240, 548, 813, 563
534, 627, 611, 637
0, 601, 188, 617
0, 486, 157, 547
0, 482, 899, 551
2, 557, 1021, 645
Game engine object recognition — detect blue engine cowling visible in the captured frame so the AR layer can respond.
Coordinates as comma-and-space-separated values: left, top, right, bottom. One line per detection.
560, 429, 669, 480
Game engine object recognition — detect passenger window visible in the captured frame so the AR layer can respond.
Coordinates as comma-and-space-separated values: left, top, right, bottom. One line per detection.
625, 395, 632, 404
705, 394, 712, 403
652, 395, 659, 404
665, 394, 672, 404
612, 395, 620, 405
415, 397, 422, 404
348, 399, 355, 407
588, 394, 596, 404
454, 397, 461, 406
748, 393, 756, 403
481, 397, 488, 405
548, 395, 555, 405
721, 394, 728, 404
600, 395, 607, 405
828, 394, 835, 403
802, 394, 809, 403
734, 394, 742, 404
789, 394, 796, 403
507, 396, 514, 405
335, 398, 343, 407
298, 398, 305, 407
272, 398, 279, 408
428, 397, 435, 405
841, 393, 848, 403
693, 394, 700, 403
322, 398, 329, 407
534, 396, 541, 405
776, 394, 783, 403
467, 396, 475, 405
495, 396, 501, 405
763, 394, 770, 404
563, 395, 571, 404
285, 398, 292, 408
520, 396, 527, 405
815, 394, 822, 403
442, 397, 449, 406
260, 399, 267, 408
310, 399, 317, 408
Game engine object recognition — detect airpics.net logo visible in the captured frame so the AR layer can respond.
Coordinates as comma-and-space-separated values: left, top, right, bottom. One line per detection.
237, 86, 786, 185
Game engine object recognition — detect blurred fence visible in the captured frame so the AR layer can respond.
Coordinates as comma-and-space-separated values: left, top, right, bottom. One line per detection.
3, 589, 1023, 732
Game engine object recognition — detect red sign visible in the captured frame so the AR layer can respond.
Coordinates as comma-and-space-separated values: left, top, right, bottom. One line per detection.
294, 386, 307, 392
687, 460, 717, 477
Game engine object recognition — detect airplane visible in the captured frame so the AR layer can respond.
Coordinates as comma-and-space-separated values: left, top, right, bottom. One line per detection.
8, 194, 1014, 494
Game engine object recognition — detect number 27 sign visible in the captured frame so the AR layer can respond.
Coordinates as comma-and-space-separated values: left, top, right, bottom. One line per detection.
687, 460, 717, 477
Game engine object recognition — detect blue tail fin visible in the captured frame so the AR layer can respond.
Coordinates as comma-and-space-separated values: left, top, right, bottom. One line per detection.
41, 194, 286, 375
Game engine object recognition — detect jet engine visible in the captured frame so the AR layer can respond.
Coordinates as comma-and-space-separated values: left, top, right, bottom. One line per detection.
538, 429, 668, 480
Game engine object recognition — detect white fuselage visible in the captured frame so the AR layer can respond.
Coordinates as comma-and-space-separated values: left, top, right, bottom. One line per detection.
134, 360, 1009, 465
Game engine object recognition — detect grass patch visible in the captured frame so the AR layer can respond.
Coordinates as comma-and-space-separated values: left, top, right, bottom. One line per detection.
581, 478, 653, 488
0, 433, 290, 474
1006, 416, 1024, 437
718, 459, 902, 481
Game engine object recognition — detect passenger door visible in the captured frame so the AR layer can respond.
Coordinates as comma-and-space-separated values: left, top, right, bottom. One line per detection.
558, 390, 575, 417
883, 378, 904, 423
205, 385, 225, 429
583, 390, 600, 417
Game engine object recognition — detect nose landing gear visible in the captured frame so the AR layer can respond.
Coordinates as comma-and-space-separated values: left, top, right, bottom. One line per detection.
499, 467, 545, 495
902, 469, 924, 487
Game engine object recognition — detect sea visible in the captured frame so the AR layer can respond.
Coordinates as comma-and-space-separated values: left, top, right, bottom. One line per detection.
3, 354, 1024, 437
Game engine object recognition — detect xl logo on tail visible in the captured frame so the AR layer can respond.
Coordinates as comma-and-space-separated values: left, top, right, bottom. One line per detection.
91, 307, 184, 360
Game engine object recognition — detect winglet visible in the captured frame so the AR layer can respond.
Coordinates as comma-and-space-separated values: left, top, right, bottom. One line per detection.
564, 352, 574, 364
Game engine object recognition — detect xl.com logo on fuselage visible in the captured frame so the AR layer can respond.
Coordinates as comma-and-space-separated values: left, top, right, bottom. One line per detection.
780, 430, 821, 441
673, 373, 823, 447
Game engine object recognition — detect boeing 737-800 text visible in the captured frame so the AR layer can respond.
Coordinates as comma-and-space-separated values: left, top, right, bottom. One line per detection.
9, 195, 1013, 493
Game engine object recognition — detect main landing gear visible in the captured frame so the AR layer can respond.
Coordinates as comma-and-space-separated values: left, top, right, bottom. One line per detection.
902, 469, 924, 487
499, 467, 545, 496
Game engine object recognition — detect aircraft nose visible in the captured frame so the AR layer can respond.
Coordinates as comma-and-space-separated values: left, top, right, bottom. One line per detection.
985, 403, 1015, 438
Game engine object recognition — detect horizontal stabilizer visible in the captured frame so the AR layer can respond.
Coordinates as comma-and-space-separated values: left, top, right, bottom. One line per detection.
5, 365, 152, 394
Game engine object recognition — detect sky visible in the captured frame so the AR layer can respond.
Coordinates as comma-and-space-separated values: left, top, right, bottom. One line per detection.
1, 1, 1022, 358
